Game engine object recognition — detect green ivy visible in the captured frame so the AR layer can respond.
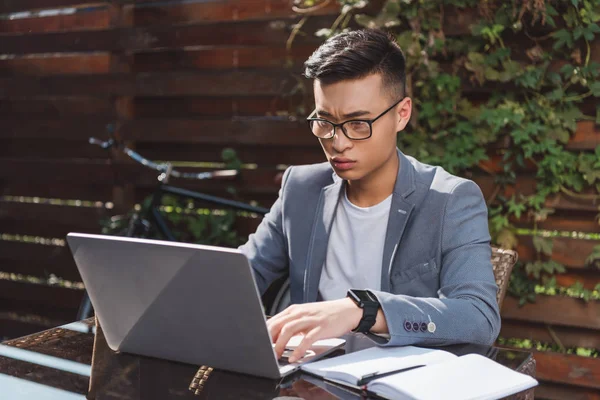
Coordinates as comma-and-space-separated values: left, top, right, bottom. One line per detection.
299, 0, 600, 304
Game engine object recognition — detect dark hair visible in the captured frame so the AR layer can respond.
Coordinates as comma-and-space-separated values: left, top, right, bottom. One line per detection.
303, 29, 406, 99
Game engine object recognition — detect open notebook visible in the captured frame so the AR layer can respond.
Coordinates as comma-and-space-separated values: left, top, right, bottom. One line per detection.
300, 346, 538, 400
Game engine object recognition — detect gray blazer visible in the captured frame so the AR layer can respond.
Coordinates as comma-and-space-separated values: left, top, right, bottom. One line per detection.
240, 149, 501, 347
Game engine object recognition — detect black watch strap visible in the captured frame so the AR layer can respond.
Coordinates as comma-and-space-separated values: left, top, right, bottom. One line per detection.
352, 302, 379, 333
347, 289, 380, 333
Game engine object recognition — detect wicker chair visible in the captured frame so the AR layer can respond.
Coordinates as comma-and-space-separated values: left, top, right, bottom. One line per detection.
491, 246, 518, 311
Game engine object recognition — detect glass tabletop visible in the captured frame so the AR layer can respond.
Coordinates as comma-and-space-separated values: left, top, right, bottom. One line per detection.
0, 318, 533, 399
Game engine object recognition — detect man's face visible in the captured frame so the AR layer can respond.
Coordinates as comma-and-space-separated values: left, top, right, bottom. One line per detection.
312, 73, 411, 182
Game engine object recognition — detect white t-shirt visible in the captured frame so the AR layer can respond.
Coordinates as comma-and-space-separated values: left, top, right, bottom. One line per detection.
318, 189, 392, 301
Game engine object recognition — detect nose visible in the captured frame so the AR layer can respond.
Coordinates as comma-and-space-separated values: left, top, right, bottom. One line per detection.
331, 126, 353, 154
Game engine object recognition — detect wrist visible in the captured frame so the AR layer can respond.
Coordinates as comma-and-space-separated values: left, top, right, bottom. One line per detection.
344, 297, 363, 328
346, 289, 379, 333
370, 308, 387, 334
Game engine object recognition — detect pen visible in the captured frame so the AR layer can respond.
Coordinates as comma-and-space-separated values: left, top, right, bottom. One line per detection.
357, 364, 425, 386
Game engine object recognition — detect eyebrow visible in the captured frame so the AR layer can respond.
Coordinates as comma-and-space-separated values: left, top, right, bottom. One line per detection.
316, 109, 372, 120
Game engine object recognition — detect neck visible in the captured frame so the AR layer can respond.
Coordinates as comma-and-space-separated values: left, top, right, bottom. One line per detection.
346, 151, 399, 208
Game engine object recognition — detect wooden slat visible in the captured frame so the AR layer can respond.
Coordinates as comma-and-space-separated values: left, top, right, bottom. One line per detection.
131, 45, 315, 71
0, 241, 78, 279
0, 17, 331, 55
123, 0, 338, 26
0, 139, 111, 160
0, 280, 83, 310
0, 53, 111, 75
0, 7, 110, 33
132, 95, 304, 118
122, 118, 314, 146
0, 0, 92, 13
0, 158, 117, 183
0, 202, 105, 237
500, 320, 600, 349
534, 351, 600, 390
0, 97, 114, 118
1, 182, 114, 202
0, 118, 112, 139
567, 121, 600, 151
514, 211, 600, 234
536, 382, 600, 400
473, 175, 600, 212
0, 257, 80, 282
501, 295, 600, 330
516, 236, 600, 269
553, 269, 600, 290
135, 143, 323, 166
0, 70, 295, 97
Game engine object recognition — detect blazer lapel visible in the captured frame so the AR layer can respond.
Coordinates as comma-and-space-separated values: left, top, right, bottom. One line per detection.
303, 176, 344, 303
380, 150, 417, 292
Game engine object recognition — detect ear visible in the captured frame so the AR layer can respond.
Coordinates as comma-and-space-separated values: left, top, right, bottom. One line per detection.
395, 97, 412, 131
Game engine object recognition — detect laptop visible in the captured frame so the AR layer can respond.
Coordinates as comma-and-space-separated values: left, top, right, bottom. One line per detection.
66, 233, 345, 379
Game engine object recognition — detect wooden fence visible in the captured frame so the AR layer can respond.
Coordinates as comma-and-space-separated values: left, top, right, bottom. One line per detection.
0, 1, 598, 398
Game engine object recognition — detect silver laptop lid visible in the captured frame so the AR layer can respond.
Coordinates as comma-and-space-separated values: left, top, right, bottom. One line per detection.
66, 233, 283, 379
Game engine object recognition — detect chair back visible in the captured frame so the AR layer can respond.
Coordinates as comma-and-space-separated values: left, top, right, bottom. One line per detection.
491, 247, 518, 310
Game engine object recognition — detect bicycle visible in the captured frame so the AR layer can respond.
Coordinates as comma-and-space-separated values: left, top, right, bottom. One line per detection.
77, 131, 271, 320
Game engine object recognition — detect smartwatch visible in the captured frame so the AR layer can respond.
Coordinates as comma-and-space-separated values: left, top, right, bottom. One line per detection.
346, 289, 380, 333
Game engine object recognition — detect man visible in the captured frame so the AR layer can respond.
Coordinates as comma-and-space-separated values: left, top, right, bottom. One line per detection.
239, 29, 500, 363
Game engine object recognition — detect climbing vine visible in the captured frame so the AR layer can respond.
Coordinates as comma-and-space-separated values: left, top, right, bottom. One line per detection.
294, 0, 600, 304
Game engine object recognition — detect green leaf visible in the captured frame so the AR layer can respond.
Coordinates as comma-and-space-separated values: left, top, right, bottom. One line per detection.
583, 28, 595, 41
596, 104, 600, 124
533, 236, 554, 256
497, 229, 518, 249
585, 245, 600, 268
552, 29, 574, 50
590, 81, 600, 97
547, 128, 571, 144
507, 195, 527, 219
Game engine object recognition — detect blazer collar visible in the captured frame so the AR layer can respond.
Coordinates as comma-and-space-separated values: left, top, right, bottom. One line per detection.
305, 148, 417, 301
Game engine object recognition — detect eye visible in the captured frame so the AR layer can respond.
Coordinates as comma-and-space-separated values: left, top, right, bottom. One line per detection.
348, 121, 369, 130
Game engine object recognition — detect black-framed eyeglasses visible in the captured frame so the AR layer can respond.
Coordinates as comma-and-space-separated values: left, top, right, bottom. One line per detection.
307, 98, 403, 140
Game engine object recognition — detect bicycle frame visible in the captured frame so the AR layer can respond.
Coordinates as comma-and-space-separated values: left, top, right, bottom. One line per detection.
77, 132, 271, 320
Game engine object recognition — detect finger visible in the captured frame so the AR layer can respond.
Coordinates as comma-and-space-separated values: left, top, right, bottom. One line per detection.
289, 328, 321, 363
266, 306, 291, 328
268, 307, 302, 343
266, 304, 295, 332
274, 318, 314, 359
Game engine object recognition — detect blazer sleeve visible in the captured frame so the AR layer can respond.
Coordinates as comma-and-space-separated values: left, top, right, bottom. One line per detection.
368, 180, 501, 346
238, 167, 292, 295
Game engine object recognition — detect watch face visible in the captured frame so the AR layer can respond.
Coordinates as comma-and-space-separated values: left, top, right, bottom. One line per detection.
351, 290, 375, 303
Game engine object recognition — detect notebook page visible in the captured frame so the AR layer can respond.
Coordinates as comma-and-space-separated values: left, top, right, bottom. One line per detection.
369, 353, 538, 400
301, 346, 456, 385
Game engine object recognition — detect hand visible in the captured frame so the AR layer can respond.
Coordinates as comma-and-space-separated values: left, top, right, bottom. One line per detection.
267, 298, 362, 363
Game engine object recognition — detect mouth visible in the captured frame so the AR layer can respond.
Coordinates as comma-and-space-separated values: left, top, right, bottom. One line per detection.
330, 158, 356, 171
